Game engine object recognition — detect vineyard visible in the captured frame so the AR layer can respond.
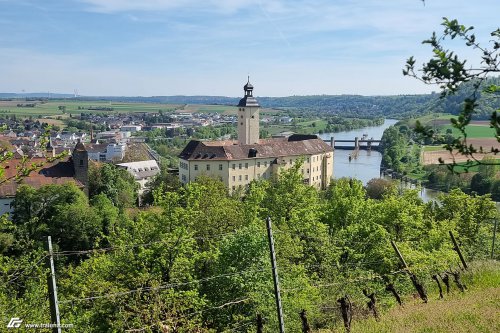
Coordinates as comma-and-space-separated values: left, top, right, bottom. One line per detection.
1, 163, 498, 332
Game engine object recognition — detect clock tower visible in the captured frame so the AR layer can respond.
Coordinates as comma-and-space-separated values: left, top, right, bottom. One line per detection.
237, 77, 260, 145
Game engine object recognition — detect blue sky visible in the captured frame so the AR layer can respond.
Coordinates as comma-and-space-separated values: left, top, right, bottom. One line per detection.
0, 0, 498, 97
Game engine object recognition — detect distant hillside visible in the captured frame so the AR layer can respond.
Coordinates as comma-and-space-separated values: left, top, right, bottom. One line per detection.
2, 77, 498, 119
0, 92, 74, 99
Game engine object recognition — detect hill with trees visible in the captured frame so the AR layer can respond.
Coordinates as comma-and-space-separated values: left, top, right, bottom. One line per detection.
3, 76, 499, 120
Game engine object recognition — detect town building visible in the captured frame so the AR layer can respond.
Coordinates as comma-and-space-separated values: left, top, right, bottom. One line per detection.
116, 160, 160, 195
120, 125, 142, 132
0, 143, 89, 215
178, 79, 333, 191
86, 143, 126, 162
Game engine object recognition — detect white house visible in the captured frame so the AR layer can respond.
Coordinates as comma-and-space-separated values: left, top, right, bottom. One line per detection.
87, 143, 126, 162
120, 125, 142, 132
116, 160, 160, 194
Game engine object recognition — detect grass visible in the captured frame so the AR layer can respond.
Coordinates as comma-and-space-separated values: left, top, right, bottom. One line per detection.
407, 169, 428, 180
406, 113, 456, 127
322, 261, 500, 333
441, 125, 496, 138
423, 145, 447, 152
450, 162, 481, 173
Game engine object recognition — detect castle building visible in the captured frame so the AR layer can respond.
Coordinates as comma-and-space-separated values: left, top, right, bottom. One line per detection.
178, 79, 334, 191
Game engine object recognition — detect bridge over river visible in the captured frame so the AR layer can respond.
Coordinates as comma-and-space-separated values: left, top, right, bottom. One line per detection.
323, 136, 382, 151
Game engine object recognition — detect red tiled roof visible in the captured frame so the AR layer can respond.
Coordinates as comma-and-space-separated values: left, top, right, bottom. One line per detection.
0, 157, 83, 197
179, 135, 333, 161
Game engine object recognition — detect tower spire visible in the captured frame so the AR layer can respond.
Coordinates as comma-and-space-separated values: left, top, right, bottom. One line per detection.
237, 78, 260, 145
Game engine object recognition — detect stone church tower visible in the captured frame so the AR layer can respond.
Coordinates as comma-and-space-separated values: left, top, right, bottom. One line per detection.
72, 140, 89, 195
237, 77, 260, 145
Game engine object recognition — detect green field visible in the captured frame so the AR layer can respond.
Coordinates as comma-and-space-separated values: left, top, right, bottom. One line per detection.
442, 124, 496, 138
423, 145, 447, 152
406, 113, 457, 127
183, 104, 237, 114
0, 100, 181, 117
448, 162, 481, 173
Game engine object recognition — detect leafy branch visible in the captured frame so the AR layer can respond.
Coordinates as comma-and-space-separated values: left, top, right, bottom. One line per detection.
403, 18, 500, 172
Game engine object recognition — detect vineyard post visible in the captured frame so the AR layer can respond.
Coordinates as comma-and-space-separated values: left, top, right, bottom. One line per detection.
391, 240, 428, 302
492, 218, 497, 259
266, 217, 285, 333
45, 236, 62, 333
449, 231, 468, 270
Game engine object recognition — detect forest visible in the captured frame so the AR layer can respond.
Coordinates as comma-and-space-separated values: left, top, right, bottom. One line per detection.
1, 162, 497, 332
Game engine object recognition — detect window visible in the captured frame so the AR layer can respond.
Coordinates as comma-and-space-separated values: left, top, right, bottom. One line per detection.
245, 163, 248, 169
79, 159, 84, 166
239, 175, 242, 181
182, 174, 187, 182
219, 164, 223, 170
245, 175, 248, 180
264, 161, 268, 167
239, 163, 242, 169
241, 115, 243, 119
307, 157, 310, 163
251, 115, 254, 118
232, 164, 235, 170
307, 168, 310, 174
257, 161, 260, 167
232, 176, 236, 181
232, 186, 236, 191
289, 159, 292, 164
206, 164, 210, 171
240, 122, 243, 126
194, 164, 198, 171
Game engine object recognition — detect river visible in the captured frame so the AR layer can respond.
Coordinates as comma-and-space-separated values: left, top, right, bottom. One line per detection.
317, 119, 441, 202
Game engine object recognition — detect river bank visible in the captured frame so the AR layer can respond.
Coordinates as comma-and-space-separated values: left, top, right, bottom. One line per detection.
318, 118, 444, 202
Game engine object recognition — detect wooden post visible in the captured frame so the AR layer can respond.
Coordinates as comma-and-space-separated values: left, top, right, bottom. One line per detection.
492, 218, 498, 259
391, 240, 428, 303
449, 231, 468, 270
432, 274, 443, 299
337, 295, 352, 333
447, 270, 467, 292
409, 273, 428, 303
300, 309, 311, 333
256, 314, 263, 333
45, 236, 62, 333
441, 273, 450, 294
385, 283, 402, 306
362, 289, 379, 320
266, 217, 285, 333
391, 240, 408, 270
